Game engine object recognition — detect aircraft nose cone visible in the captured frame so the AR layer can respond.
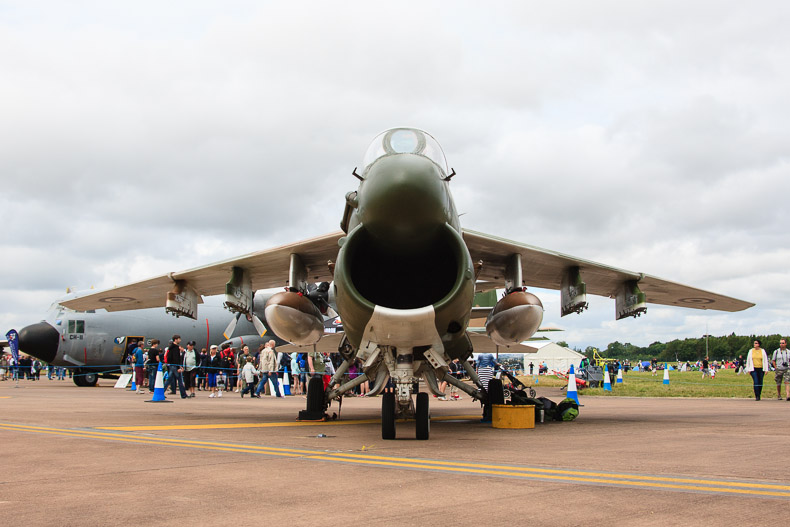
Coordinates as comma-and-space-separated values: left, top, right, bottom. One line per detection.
359, 154, 449, 251
17, 322, 60, 363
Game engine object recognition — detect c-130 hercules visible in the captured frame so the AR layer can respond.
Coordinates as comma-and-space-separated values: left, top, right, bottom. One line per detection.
57, 128, 752, 440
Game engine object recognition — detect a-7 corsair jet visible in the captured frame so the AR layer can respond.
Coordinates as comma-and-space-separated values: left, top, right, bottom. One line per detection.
54, 128, 753, 439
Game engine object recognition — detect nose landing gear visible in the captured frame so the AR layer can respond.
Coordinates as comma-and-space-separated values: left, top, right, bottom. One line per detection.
380, 384, 430, 440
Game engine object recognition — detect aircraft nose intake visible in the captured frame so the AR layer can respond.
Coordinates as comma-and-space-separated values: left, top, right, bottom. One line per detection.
17, 322, 60, 363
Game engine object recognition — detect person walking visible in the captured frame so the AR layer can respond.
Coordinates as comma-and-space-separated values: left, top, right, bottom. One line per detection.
255, 340, 282, 398
745, 339, 770, 401
771, 338, 790, 401
164, 335, 188, 399
240, 356, 260, 398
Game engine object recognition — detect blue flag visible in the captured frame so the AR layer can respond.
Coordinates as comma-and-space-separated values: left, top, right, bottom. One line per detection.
5, 329, 20, 364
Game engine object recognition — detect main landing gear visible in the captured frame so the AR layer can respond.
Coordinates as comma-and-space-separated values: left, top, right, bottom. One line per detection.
72, 369, 98, 387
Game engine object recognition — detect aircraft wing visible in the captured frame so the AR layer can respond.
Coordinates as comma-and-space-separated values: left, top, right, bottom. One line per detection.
62, 232, 344, 312
463, 229, 754, 312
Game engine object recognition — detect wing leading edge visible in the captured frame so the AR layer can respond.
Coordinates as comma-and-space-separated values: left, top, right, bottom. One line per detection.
63, 228, 752, 317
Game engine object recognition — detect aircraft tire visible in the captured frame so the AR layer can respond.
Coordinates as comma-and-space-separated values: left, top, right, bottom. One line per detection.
306, 377, 325, 413
488, 378, 505, 406
382, 392, 396, 440
82, 372, 99, 387
73, 372, 86, 387
416, 392, 429, 440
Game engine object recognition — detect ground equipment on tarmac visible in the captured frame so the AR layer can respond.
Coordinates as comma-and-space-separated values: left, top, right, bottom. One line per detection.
499, 370, 537, 400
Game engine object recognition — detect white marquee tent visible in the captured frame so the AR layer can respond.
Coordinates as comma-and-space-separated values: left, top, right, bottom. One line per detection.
524, 342, 585, 374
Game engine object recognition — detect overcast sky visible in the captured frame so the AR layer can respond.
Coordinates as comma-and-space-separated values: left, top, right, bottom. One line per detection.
2, 1, 788, 351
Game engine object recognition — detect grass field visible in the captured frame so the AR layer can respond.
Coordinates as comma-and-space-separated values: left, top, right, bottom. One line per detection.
517, 369, 783, 399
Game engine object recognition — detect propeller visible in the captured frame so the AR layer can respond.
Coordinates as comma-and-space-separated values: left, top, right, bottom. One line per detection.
223, 293, 267, 339
306, 282, 338, 318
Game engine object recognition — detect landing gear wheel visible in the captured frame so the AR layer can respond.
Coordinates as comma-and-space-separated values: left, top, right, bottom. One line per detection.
529, 387, 537, 398
82, 372, 98, 387
298, 377, 327, 421
416, 392, 430, 440
382, 392, 396, 440
73, 371, 86, 387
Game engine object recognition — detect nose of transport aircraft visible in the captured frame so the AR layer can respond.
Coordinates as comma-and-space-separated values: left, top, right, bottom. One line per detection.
358, 154, 450, 251
17, 322, 60, 363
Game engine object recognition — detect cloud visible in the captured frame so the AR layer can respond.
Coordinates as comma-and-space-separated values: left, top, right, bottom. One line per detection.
2, 1, 788, 351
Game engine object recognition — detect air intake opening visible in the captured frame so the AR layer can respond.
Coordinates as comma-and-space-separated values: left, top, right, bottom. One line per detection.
348, 227, 459, 309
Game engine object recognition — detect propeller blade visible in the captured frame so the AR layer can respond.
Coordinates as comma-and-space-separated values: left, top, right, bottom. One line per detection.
252, 315, 267, 338
223, 313, 241, 339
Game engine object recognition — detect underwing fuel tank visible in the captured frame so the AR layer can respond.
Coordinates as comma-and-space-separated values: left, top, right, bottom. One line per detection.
485, 290, 544, 346
263, 291, 324, 346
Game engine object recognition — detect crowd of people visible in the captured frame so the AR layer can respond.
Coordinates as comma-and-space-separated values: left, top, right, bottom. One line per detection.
0, 354, 69, 381
7, 337, 789, 403
124, 335, 345, 400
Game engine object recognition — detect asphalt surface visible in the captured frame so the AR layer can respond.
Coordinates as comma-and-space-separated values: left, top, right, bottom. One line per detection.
2, 377, 789, 526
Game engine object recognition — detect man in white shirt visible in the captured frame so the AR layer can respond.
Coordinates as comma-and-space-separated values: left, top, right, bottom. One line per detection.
772, 338, 790, 401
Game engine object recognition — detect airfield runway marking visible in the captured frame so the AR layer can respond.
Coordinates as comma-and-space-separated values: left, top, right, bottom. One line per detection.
2, 422, 790, 499
96, 415, 481, 431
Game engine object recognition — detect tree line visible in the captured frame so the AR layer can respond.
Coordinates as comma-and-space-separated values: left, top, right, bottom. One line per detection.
556, 333, 786, 363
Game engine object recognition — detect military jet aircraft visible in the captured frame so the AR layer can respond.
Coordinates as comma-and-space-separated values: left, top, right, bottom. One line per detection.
58, 128, 753, 439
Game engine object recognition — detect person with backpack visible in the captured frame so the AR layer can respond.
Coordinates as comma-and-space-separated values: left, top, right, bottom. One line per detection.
771, 337, 790, 401
297, 352, 308, 393
220, 347, 236, 392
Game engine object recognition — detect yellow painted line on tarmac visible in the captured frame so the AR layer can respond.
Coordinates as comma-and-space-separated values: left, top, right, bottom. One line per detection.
2, 421, 789, 499
97, 415, 480, 431
0, 396, 11, 399
326, 452, 790, 492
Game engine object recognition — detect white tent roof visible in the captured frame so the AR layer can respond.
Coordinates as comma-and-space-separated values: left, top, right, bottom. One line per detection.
529, 342, 585, 359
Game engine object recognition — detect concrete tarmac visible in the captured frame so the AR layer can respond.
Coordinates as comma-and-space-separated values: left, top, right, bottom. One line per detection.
1, 378, 789, 526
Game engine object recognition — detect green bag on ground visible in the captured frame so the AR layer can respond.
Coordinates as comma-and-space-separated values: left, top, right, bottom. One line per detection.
556, 397, 579, 421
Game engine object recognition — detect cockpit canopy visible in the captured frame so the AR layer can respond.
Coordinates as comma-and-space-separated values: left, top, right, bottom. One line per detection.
361, 128, 448, 177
